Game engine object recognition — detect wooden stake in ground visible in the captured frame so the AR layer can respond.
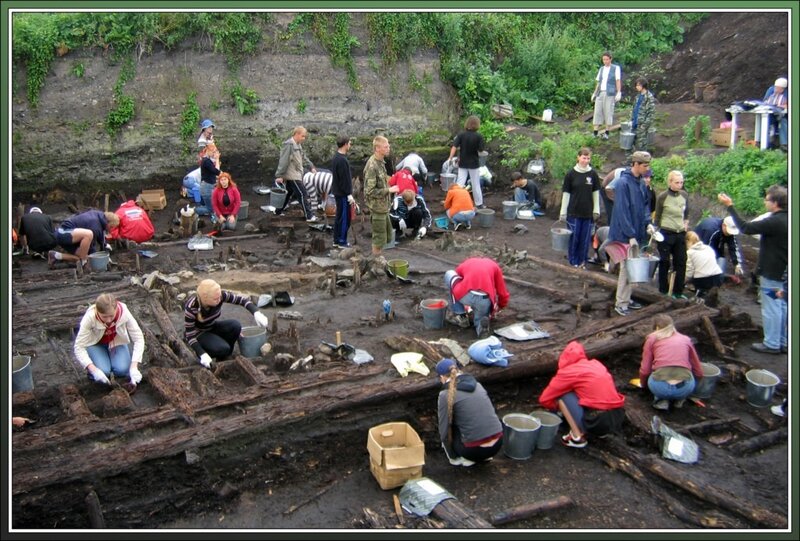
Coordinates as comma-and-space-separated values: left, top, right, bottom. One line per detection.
104, 194, 110, 212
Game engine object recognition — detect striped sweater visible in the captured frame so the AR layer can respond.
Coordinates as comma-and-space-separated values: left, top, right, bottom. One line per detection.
184, 290, 256, 355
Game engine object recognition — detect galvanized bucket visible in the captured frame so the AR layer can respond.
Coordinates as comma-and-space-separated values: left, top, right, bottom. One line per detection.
620, 132, 635, 150
745, 369, 780, 408
502, 413, 541, 460
550, 221, 571, 252
692, 362, 722, 399
440, 173, 456, 192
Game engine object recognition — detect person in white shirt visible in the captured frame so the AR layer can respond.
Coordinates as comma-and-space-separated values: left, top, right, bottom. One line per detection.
591, 52, 622, 140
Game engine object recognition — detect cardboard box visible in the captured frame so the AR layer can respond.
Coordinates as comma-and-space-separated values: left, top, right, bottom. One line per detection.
367, 422, 425, 490
137, 189, 167, 211
711, 128, 745, 147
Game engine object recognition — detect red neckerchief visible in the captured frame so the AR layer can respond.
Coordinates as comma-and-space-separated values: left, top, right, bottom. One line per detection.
96, 302, 121, 344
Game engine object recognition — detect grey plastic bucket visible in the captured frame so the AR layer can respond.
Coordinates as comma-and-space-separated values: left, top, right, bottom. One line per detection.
745, 369, 780, 408
238, 201, 249, 220
502, 413, 541, 460
626, 257, 653, 283
692, 362, 722, 399
551, 222, 571, 252
88, 251, 110, 272
502, 201, 519, 220
420, 298, 447, 330
440, 173, 456, 192
270, 187, 288, 208
476, 208, 495, 228
12, 355, 34, 393
238, 326, 267, 358
529, 410, 562, 450
620, 132, 635, 150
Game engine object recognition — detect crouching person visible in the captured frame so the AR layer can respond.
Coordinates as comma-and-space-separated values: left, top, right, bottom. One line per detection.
74, 293, 144, 387
538, 341, 625, 448
390, 189, 431, 240
436, 358, 503, 467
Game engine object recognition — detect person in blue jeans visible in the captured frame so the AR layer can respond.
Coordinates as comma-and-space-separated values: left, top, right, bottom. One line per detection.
762, 77, 788, 150
559, 147, 601, 268
511, 172, 542, 210
444, 257, 509, 338
639, 314, 704, 410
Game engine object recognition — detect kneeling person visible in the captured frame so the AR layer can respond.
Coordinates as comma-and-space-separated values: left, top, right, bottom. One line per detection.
390, 189, 431, 240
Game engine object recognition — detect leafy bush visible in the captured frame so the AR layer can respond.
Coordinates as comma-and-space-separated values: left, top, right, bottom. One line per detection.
682, 115, 711, 148
225, 78, 259, 116
180, 91, 200, 153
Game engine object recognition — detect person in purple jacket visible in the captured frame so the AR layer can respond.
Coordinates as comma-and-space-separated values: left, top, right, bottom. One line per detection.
49, 209, 119, 270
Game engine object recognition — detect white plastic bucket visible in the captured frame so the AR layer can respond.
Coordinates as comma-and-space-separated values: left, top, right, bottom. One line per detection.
542, 109, 553, 122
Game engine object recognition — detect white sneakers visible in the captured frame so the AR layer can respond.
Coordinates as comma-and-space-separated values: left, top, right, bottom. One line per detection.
448, 456, 476, 467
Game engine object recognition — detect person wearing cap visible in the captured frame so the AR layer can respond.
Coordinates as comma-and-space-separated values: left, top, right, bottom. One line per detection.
590, 51, 622, 140
762, 77, 788, 150
607, 151, 652, 316
719, 185, 787, 355
19, 206, 57, 257
275, 126, 319, 223
198, 119, 215, 148
693, 215, 744, 282
652, 170, 690, 299
435, 358, 503, 467
538, 341, 625, 448
444, 256, 510, 338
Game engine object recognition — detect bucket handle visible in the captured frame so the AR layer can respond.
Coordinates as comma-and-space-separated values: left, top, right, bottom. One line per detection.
551, 219, 571, 231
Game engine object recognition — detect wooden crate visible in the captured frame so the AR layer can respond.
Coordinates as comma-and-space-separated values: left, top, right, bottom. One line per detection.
137, 189, 167, 211
711, 128, 745, 147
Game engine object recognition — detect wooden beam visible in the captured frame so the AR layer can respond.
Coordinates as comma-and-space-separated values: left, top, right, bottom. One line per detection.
146, 296, 193, 367
490, 496, 574, 526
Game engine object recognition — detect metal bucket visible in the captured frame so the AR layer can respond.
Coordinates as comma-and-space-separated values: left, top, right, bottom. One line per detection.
270, 187, 288, 208
620, 132, 635, 150
550, 222, 571, 252
238, 326, 267, 358
478, 151, 488, 167
12, 355, 34, 393
420, 298, 447, 330
476, 208, 495, 228
237, 201, 249, 220
692, 362, 721, 399
745, 369, 780, 408
440, 173, 456, 192
626, 256, 653, 283
502, 413, 541, 460
502, 201, 519, 220
426, 172, 438, 186
529, 410, 562, 450
88, 251, 110, 272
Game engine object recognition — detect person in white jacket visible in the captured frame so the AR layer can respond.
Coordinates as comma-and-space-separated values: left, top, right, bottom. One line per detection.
685, 231, 723, 300
74, 293, 145, 386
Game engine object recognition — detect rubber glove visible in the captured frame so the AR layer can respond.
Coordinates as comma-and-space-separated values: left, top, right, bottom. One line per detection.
129, 365, 142, 385
347, 195, 355, 205
593, 212, 600, 222
417, 226, 427, 239
559, 213, 567, 222
199, 353, 212, 368
590, 93, 596, 103
23, 246, 30, 255
734, 264, 743, 276
89, 366, 111, 385
646, 224, 656, 236
104, 243, 113, 252
254, 312, 269, 328
629, 238, 639, 248
398, 219, 407, 232
615, 92, 622, 102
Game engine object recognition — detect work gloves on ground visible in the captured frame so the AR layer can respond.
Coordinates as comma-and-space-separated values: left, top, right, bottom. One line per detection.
199, 353, 213, 369
89, 366, 111, 385
347, 195, 355, 205
734, 264, 743, 277
416, 227, 427, 240
254, 312, 269, 328
129, 365, 142, 385
615, 92, 622, 102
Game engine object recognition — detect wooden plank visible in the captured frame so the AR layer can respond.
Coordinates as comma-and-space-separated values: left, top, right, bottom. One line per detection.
431, 497, 494, 528
146, 296, 193, 367
490, 496, 574, 525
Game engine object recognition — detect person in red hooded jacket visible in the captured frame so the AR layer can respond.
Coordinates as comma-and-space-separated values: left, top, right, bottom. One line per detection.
388, 167, 419, 196
108, 200, 155, 244
538, 340, 625, 448
444, 257, 510, 338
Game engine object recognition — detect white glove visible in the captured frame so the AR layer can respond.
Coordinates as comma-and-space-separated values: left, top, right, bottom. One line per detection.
559, 214, 567, 222
646, 224, 656, 236
398, 219, 407, 232
254, 312, 269, 328
23, 246, 30, 255
199, 353, 212, 368
629, 238, 639, 247
129, 365, 142, 385
615, 92, 622, 102
347, 195, 355, 205
89, 367, 110, 385
734, 264, 743, 276
590, 93, 596, 103
104, 243, 113, 252
417, 227, 427, 239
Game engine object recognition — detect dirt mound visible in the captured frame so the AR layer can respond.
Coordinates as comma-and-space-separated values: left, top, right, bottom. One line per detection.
650, 12, 788, 105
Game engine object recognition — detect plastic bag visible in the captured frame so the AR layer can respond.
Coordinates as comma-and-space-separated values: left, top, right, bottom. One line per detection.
651, 415, 699, 464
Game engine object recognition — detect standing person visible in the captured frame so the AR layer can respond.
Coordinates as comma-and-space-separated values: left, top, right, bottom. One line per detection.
684, 231, 724, 301
590, 51, 622, 140
511, 172, 542, 210
447, 115, 487, 208
639, 314, 704, 410
762, 77, 788, 150
608, 151, 652, 316
538, 341, 625, 448
719, 186, 787, 354
559, 148, 601, 268
652, 170, 690, 299
694, 216, 745, 282
50, 209, 119, 270
19, 206, 57, 256
396, 151, 428, 185
601, 166, 625, 223
198, 119, 215, 148
444, 183, 475, 231
275, 126, 319, 223
435, 358, 503, 467
211, 172, 241, 232
74, 293, 144, 387
390, 189, 431, 240
631, 77, 656, 152
364, 135, 400, 258
444, 256, 510, 338
330, 135, 354, 248
199, 143, 222, 223
183, 279, 269, 368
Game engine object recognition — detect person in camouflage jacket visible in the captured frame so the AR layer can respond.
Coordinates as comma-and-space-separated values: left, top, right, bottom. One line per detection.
631, 77, 656, 152
364, 135, 400, 256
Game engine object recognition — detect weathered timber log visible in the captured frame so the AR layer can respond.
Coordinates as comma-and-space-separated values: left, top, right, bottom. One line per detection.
431, 497, 494, 528
361, 507, 395, 529
146, 296, 193, 367
384, 336, 449, 364
85, 489, 106, 529
701, 315, 727, 355
46, 335, 82, 383
490, 496, 574, 526
231, 355, 271, 386
726, 426, 788, 456
677, 417, 741, 435
504, 275, 592, 310
13, 268, 78, 285
147, 232, 271, 247
145, 366, 197, 417
140, 325, 184, 369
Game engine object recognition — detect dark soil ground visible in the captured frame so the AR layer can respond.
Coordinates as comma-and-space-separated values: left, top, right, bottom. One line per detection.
9, 11, 791, 534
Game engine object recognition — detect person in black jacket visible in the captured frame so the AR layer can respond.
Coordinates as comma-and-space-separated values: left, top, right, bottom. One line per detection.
19, 206, 57, 256
330, 135, 354, 248
718, 185, 787, 354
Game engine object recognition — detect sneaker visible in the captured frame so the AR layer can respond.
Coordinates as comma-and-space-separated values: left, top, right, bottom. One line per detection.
446, 312, 471, 329
614, 305, 630, 316
601, 132, 609, 140
628, 300, 643, 310
673, 399, 686, 409
750, 342, 781, 355
448, 456, 476, 467
653, 399, 670, 411
770, 404, 785, 417
466, 222, 472, 230
561, 433, 588, 448
306, 215, 320, 223
453, 222, 464, 231
47, 250, 58, 269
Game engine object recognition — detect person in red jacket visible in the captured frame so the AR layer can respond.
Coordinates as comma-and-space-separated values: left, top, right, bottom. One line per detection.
538, 341, 625, 448
388, 167, 419, 196
211, 172, 241, 231
108, 200, 155, 245
444, 257, 509, 338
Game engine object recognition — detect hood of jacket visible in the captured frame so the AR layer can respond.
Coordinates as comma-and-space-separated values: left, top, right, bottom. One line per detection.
454, 373, 478, 393
558, 341, 588, 370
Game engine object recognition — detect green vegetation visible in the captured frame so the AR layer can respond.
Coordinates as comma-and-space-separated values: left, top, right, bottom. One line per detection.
180, 91, 200, 154
297, 98, 307, 114
225, 78, 259, 116
682, 115, 712, 148
71, 62, 84, 77
105, 56, 136, 136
